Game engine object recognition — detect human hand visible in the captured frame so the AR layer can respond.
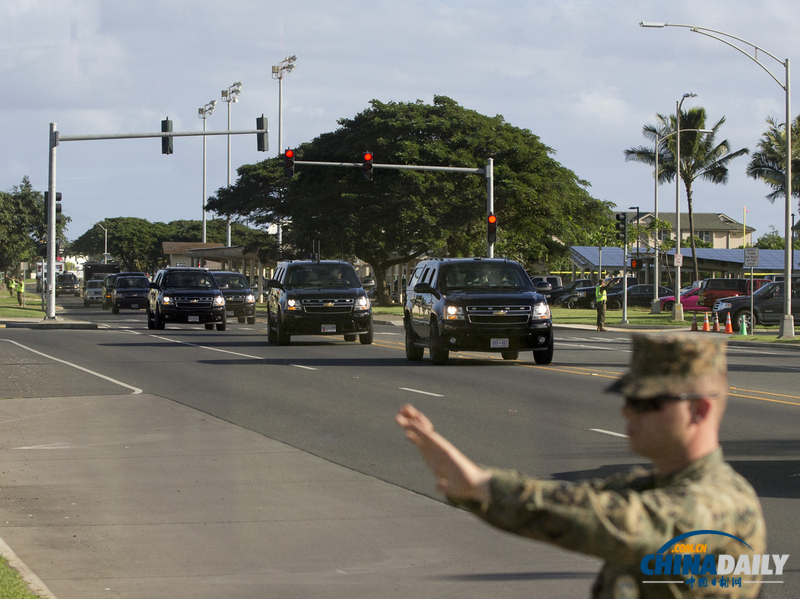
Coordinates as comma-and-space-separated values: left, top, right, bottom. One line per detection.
396, 404, 491, 503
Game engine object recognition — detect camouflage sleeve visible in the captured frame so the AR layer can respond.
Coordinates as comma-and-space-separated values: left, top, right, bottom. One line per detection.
452, 469, 676, 562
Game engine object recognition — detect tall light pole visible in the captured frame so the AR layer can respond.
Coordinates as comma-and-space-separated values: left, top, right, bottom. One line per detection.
198, 100, 217, 244
641, 21, 793, 336
648, 128, 712, 313
221, 82, 242, 247
272, 55, 297, 254
95, 223, 108, 264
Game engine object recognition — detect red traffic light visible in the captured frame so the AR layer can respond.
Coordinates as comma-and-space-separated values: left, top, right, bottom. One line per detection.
488, 214, 497, 225
363, 151, 374, 181
363, 152, 373, 162
284, 149, 295, 178
285, 149, 295, 159
631, 258, 641, 270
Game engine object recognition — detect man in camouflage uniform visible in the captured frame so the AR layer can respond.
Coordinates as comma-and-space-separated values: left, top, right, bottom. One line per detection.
397, 333, 766, 598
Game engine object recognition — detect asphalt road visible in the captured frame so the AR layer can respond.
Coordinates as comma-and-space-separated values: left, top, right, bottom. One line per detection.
2, 296, 800, 597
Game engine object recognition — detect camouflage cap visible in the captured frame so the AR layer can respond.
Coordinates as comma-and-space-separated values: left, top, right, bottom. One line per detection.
607, 333, 727, 399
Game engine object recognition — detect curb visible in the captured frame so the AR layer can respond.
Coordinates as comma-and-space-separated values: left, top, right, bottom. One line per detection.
0, 319, 98, 330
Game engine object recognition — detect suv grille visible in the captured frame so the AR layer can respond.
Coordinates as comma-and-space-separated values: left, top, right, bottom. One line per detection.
174, 295, 215, 308
225, 294, 247, 306
466, 305, 532, 324
302, 298, 354, 314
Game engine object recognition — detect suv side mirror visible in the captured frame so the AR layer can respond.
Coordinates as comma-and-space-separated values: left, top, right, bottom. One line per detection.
148, 282, 158, 289
414, 282, 440, 298
265, 278, 283, 289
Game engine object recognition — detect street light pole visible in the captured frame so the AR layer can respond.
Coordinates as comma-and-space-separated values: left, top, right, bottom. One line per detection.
95, 223, 108, 264
221, 82, 242, 247
272, 55, 297, 255
198, 100, 217, 244
640, 21, 794, 336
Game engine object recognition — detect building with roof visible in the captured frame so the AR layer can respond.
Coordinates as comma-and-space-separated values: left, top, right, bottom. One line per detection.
627, 211, 754, 249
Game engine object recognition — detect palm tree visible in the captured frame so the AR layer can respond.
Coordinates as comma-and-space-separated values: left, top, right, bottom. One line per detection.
745, 115, 800, 204
624, 107, 749, 284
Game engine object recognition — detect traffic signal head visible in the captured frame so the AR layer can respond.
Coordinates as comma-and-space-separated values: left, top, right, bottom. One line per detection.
256, 115, 268, 152
487, 213, 498, 244
363, 152, 373, 181
161, 118, 173, 155
284, 149, 295, 177
615, 212, 627, 243
631, 258, 641, 270
45, 191, 63, 224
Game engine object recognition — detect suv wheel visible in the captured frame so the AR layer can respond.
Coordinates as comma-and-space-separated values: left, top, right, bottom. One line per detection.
405, 322, 424, 361
238, 317, 246, 324
216, 314, 227, 331
111, 304, 120, 314
344, 333, 358, 342
359, 321, 374, 345
429, 321, 449, 365
154, 308, 165, 330
276, 314, 291, 346
247, 316, 256, 325
589, 298, 597, 310
205, 323, 214, 330
267, 311, 277, 343
608, 299, 621, 311
501, 351, 519, 361
534, 337, 554, 365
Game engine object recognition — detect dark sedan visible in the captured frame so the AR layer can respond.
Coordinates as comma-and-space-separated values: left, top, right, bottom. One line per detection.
606, 284, 672, 310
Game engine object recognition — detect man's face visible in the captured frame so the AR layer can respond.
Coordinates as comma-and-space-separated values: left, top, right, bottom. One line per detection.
622, 396, 694, 460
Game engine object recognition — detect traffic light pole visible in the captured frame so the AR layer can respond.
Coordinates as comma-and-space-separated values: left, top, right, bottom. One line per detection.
291, 157, 495, 256
44, 121, 268, 319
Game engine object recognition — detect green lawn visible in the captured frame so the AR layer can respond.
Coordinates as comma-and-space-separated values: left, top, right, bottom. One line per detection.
0, 556, 43, 599
0, 281, 45, 319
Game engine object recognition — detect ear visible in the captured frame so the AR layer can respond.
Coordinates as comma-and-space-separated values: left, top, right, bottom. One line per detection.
690, 397, 712, 423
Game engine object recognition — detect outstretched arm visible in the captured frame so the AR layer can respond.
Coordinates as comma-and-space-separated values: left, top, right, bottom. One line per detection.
395, 404, 491, 504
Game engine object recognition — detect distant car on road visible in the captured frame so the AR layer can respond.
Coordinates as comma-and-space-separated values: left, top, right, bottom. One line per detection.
659, 287, 709, 313
147, 267, 227, 331
83, 279, 104, 307
55, 273, 80, 297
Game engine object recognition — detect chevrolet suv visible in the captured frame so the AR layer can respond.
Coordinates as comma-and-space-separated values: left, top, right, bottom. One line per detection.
147, 267, 226, 331
265, 260, 372, 345
55, 273, 80, 297
110, 274, 150, 313
404, 257, 553, 365
212, 271, 257, 324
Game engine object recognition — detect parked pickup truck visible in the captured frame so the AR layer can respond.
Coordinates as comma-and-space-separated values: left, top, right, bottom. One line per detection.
696, 278, 771, 308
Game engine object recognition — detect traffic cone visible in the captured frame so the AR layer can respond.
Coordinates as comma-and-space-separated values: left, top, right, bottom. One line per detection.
691, 313, 698, 332
724, 313, 733, 334
738, 315, 748, 336
702, 313, 710, 332
712, 313, 720, 333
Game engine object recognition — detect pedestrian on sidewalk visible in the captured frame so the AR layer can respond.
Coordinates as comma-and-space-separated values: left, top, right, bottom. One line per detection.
396, 333, 766, 598
595, 278, 609, 331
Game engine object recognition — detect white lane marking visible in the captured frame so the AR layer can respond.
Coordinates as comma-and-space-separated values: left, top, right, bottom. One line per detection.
590, 428, 628, 438
14, 442, 72, 450
149, 335, 263, 359
1, 339, 142, 395
400, 387, 444, 397
291, 364, 318, 371
559, 342, 632, 352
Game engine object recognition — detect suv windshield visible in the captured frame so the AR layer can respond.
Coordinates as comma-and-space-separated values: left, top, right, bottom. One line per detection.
285, 264, 360, 288
57, 274, 77, 282
115, 277, 149, 288
163, 273, 216, 288
439, 264, 530, 291
87, 280, 103, 289
214, 273, 249, 289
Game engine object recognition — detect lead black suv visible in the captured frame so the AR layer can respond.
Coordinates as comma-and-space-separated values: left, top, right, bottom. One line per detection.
212, 271, 257, 324
110, 274, 151, 313
404, 257, 553, 365
147, 267, 226, 331
265, 260, 373, 345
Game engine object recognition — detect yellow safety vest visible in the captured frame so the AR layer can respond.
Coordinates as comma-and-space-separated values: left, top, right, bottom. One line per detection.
595, 284, 607, 303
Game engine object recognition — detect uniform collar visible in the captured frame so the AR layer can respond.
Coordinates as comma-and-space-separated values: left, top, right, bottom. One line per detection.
654, 447, 723, 487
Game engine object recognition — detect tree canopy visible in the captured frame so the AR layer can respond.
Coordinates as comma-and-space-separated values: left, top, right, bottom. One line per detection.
207, 96, 611, 299
746, 115, 800, 206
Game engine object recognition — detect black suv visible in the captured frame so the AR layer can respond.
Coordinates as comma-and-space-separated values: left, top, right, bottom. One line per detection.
147, 267, 226, 331
102, 272, 145, 309
265, 260, 373, 345
404, 258, 553, 365
110, 274, 151, 313
711, 278, 800, 332
212, 271, 257, 324
55, 273, 80, 297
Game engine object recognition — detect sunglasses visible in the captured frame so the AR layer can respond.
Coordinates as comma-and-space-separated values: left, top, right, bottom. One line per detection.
623, 392, 713, 414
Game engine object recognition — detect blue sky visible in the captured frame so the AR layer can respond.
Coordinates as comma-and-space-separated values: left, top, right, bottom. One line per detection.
2, 0, 798, 243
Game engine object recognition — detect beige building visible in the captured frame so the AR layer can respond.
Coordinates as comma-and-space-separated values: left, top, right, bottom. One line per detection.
629, 212, 755, 249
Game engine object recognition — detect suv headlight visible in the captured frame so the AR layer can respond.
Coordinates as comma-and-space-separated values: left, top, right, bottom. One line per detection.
213, 295, 225, 307
532, 302, 551, 320
716, 301, 731, 310
444, 305, 464, 320
354, 296, 370, 311
161, 294, 172, 305
245, 293, 255, 304
286, 298, 302, 311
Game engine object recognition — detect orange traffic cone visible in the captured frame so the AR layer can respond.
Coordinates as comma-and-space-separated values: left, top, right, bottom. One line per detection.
724, 313, 734, 334
712, 313, 720, 333
691, 313, 698, 332
702, 313, 710, 332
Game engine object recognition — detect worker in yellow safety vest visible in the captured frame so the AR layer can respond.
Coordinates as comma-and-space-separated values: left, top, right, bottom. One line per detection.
595, 279, 609, 332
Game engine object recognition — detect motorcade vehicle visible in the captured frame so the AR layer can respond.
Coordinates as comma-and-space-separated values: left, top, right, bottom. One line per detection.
404, 257, 553, 365
546, 278, 593, 304
562, 277, 639, 309
110, 275, 151, 313
102, 272, 145, 310
83, 279, 104, 307
265, 260, 373, 345
658, 287, 710, 313
147, 267, 226, 331
696, 278, 771, 308
531, 275, 563, 288
711, 278, 800, 332
605, 284, 672, 310
55, 273, 80, 297
212, 271, 256, 324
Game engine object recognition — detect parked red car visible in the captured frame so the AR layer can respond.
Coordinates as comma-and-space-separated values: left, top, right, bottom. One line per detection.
659, 287, 709, 313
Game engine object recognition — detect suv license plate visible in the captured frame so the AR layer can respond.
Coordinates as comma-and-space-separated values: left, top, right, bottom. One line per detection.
491, 338, 510, 349
188, 316, 199, 322
131, 303, 139, 309
226, 310, 234, 316
321, 324, 337, 333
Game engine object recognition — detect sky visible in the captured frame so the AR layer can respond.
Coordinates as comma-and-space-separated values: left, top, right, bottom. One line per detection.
2, 0, 799, 245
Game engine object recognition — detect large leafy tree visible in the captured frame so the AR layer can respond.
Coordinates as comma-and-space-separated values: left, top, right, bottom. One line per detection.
745, 116, 800, 207
624, 107, 748, 284
208, 96, 610, 303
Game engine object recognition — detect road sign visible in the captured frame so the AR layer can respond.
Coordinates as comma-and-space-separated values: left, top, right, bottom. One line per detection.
674, 253, 683, 267
744, 247, 760, 268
